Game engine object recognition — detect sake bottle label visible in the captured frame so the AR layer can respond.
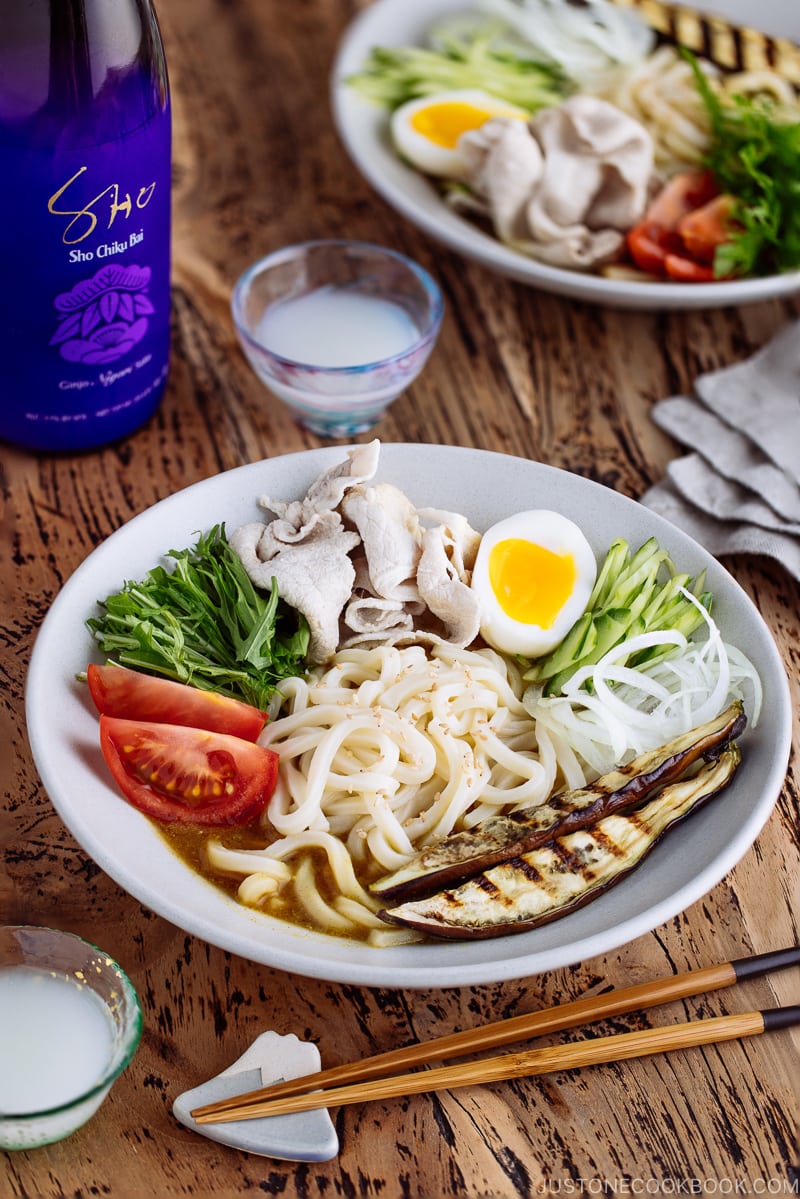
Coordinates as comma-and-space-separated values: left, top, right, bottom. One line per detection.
0, 107, 171, 450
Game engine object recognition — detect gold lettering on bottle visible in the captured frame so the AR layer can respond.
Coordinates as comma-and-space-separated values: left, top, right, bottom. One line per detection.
137, 183, 157, 208
107, 184, 133, 225
48, 168, 157, 245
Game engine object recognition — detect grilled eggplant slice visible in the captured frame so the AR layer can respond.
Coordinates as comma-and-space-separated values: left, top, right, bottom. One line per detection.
371, 701, 746, 903
379, 744, 741, 940
621, 0, 800, 86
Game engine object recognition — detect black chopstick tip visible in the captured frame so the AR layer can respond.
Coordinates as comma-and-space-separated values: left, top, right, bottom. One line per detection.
732, 945, 800, 982
761, 1005, 800, 1033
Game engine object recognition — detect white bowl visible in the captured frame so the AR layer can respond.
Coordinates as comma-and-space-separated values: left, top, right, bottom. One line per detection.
25, 445, 791, 988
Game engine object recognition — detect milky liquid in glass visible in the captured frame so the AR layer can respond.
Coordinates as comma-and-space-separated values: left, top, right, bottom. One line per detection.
0, 966, 114, 1113
256, 287, 419, 367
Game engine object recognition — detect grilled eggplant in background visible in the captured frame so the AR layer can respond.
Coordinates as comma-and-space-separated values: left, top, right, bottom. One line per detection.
376, 704, 746, 940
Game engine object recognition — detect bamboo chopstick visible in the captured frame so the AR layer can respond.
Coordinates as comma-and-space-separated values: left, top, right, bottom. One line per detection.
195, 1005, 800, 1123
191, 945, 800, 1124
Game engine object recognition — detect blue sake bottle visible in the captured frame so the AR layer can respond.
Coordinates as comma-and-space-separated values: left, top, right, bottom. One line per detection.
0, 0, 172, 451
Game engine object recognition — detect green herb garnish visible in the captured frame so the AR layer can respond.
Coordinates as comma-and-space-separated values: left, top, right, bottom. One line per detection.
87, 524, 310, 709
523, 537, 712, 696
686, 51, 800, 278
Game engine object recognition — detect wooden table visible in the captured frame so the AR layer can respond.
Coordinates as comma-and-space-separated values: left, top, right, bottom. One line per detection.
3, 1, 799, 1195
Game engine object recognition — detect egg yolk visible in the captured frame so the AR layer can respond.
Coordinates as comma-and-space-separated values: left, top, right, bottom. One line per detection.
410, 101, 519, 149
488, 538, 577, 628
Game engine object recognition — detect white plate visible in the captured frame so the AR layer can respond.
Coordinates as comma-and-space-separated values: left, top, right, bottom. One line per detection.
331, 0, 800, 310
26, 445, 791, 988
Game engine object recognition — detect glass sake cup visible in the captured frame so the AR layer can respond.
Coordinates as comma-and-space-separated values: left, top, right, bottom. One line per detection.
231, 239, 444, 437
0, 925, 142, 1150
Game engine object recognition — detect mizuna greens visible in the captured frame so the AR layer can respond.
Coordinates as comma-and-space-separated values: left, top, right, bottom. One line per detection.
87, 525, 310, 710
686, 51, 800, 279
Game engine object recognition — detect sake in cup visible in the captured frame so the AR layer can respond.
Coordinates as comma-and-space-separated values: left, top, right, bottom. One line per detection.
0, 925, 142, 1150
231, 239, 444, 437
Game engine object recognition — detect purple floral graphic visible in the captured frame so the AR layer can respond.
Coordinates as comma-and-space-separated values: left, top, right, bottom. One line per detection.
50, 264, 154, 364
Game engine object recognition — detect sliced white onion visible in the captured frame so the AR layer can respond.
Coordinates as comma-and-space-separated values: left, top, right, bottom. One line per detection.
725, 643, 763, 725
524, 593, 761, 780
474, 0, 656, 82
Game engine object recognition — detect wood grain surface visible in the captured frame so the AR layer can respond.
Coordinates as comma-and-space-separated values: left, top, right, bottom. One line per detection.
2, 1, 799, 1196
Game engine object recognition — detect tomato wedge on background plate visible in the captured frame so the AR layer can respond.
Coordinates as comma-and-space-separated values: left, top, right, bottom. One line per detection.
625, 222, 679, 275
625, 170, 731, 282
678, 195, 739, 266
642, 170, 719, 230
87, 662, 266, 740
99, 716, 279, 825
662, 254, 716, 283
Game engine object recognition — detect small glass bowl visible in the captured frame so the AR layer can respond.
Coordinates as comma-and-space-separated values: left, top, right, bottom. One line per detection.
0, 925, 142, 1151
231, 239, 444, 437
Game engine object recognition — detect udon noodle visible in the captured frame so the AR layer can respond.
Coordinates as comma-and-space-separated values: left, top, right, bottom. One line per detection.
207, 641, 559, 946
598, 46, 800, 173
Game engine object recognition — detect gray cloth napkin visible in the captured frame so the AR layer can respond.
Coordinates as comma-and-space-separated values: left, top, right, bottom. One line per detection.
640, 321, 800, 582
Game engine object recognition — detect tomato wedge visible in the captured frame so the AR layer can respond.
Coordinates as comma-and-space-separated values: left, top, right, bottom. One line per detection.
99, 716, 279, 825
677, 195, 739, 266
626, 171, 730, 282
87, 663, 266, 741
626, 222, 679, 275
663, 254, 717, 283
642, 170, 719, 230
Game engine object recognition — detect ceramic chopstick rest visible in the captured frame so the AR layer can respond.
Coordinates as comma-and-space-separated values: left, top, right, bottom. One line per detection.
172, 1031, 338, 1161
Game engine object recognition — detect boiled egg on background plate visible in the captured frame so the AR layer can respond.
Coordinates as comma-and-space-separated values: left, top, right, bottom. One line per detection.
471, 511, 597, 657
390, 89, 529, 178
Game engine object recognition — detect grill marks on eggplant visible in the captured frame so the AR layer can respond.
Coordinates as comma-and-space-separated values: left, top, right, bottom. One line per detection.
371, 702, 746, 903
379, 746, 742, 939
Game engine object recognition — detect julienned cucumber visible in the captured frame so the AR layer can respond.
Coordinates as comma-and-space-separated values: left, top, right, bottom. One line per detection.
347, 22, 567, 111
523, 537, 712, 695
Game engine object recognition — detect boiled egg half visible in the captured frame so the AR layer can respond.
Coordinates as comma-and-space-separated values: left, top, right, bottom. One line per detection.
471, 511, 597, 658
390, 89, 529, 179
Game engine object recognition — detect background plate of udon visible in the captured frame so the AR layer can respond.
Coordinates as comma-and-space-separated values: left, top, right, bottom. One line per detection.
331, 0, 800, 311
27, 445, 792, 988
